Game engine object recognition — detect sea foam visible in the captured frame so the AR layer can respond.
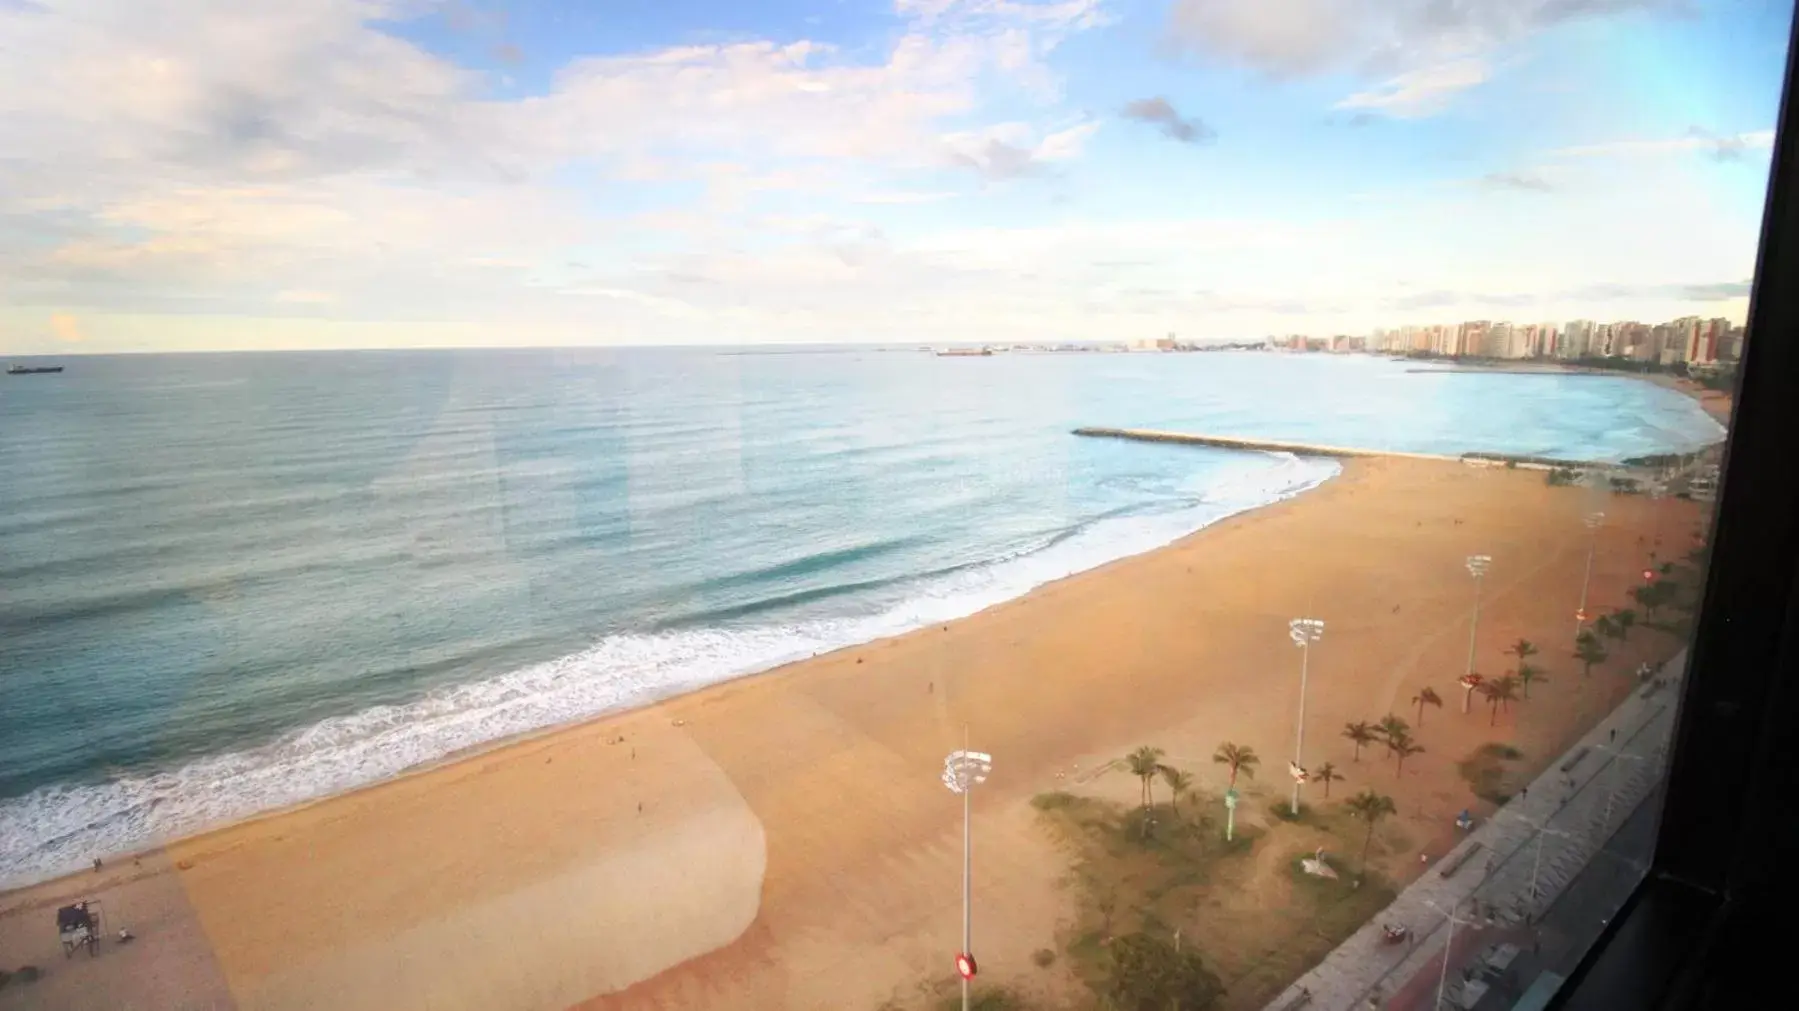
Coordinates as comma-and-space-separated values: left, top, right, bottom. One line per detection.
0, 451, 1338, 887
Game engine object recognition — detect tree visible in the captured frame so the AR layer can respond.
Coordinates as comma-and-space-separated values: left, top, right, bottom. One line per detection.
1508, 639, 1538, 665
1574, 631, 1608, 677
1345, 789, 1398, 880
1161, 766, 1193, 815
1390, 732, 1424, 775
1632, 580, 1676, 620
1315, 761, 1342, 799
1517, 662, 1546, 699
1480, 678, 1519, 726
1212, 742, 1258, 788
1491, 673, 1521, 713
1103, 931, 1225, 1011
1376, 714, 1411, 747
1593, 614, 1617, 641
1614, 608, 1637, 640
1342, 721, 1379, 762
1126, 746, 1165, 815
1411, 687, 1443, 727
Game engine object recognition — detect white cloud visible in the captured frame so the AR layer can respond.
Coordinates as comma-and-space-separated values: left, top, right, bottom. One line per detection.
1333, 58, 1491, 118
274, 289, 338, 304
0, 0, 1767, 354
938, 119, 1099, 178
1551, 129, 1776, 160
0, 0, 1112, 345
1166, 0, 1676, 115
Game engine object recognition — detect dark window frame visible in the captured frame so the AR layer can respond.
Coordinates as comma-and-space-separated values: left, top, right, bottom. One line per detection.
1549, 8, 1799, 1009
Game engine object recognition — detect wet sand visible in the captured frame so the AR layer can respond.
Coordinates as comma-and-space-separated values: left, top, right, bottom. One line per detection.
0, 456, 1698, 1011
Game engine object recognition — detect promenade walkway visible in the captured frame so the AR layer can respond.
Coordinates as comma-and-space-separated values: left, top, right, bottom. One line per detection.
1263, 653, 1683, 1011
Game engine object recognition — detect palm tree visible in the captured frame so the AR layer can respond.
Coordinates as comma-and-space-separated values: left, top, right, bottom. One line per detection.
1342, 721, 1379, 762
1411, 687, 1443, 727
1160, 766, 1193, 815
1376, 714, 1411, 745
1632, 580, 1676, 620
1126, 746, 1165, 814
1517, 661, 1546, 699
1345, 789, 1398, 879
1213, 742, 1258, 788
1574, 630, 1608, 676
1389, 732, 1425, 775
1614, 609, 1637, 640
1480, 678, 1519, 726
1492, 673, 1521, 713
1314, 761, 1342, 799
1508, 639, 1538, 665
1596, 613, 1624, 644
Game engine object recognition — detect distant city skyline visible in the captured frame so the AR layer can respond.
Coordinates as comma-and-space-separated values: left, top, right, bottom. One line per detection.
1, 0, 1792, 355
1274, 313, 1745, 366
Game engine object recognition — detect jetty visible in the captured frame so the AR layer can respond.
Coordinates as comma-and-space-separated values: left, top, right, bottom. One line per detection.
1070, 428, 1611, 470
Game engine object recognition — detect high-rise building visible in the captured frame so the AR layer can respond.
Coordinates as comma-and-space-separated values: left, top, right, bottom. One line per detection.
1560, 319, 1595, 358
1485, 321, 1513, 358
1615, 322, 1650, 360
1455, 321, 1487, 357
1722, 325, 1746, 362
1690, 317, 1731, 364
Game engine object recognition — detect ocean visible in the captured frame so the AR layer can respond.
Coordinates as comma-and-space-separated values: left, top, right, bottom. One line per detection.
0, 348, 1724, 886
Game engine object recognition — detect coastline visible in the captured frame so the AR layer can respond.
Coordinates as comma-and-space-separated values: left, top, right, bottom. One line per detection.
0, 454, 1699, 1011
0, 452, 1339, 894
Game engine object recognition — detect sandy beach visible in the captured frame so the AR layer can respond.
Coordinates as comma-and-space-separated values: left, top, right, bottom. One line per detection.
0, 455, 1701, 1011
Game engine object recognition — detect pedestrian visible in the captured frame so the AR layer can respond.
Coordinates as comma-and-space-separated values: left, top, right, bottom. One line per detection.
631, 748, 635, 760
637, 802, 643, 814
1521, 787, 1528, 801
1610, 728, 1617, 743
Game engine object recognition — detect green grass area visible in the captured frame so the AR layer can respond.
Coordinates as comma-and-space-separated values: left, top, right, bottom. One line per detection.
1031, 788, 1398, 1010
1458, 742, 1527, 804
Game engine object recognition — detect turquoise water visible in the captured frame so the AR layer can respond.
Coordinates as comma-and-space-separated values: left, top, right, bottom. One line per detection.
0, 348, 1722, 885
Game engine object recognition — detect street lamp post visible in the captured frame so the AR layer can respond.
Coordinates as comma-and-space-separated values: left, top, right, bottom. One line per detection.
1288, 618, 1325, 815
1464, 554, 1491, 684
1648, 486, 1667, 563
942, 745, 993, 1011
1426, 898, 1477, 1011
1594, 744, 1648, 831
1576, 511, 1604, 639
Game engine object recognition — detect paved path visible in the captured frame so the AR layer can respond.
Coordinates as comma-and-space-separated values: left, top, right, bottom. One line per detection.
1263, 654, 1682, 1011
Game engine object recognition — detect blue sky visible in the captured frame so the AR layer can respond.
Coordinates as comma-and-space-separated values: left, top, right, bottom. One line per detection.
0, 0, 1791, 352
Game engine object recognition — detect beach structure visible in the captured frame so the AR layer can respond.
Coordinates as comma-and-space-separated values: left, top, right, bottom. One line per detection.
56, 901, 101, 958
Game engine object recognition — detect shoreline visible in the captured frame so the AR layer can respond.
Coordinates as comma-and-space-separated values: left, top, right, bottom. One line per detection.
0, 454, 1700, 1011
1, 454, 1342, 898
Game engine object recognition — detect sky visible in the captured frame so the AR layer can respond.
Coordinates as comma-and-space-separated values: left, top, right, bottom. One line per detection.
0, 0, 1792, 353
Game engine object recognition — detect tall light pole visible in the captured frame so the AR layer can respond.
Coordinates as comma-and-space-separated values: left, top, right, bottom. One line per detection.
1425, 897, 1477, 1011
942, 744, 992, 1011
1594, 743, 1648, 831
1648, 486, 1667, 563
1288, 618, 1324, 815
1576, 511, 1604, 639
1502, 810, 1580, 908
1464, 554, 1491, 682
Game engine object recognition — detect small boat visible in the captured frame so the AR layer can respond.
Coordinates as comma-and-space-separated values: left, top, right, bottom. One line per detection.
7, 364, 64, 375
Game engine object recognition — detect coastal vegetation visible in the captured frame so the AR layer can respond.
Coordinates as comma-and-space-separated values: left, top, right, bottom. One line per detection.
1341, 721, 1378, 761
1017, 745, 1401, 1011
1411, 687, 1443, 727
